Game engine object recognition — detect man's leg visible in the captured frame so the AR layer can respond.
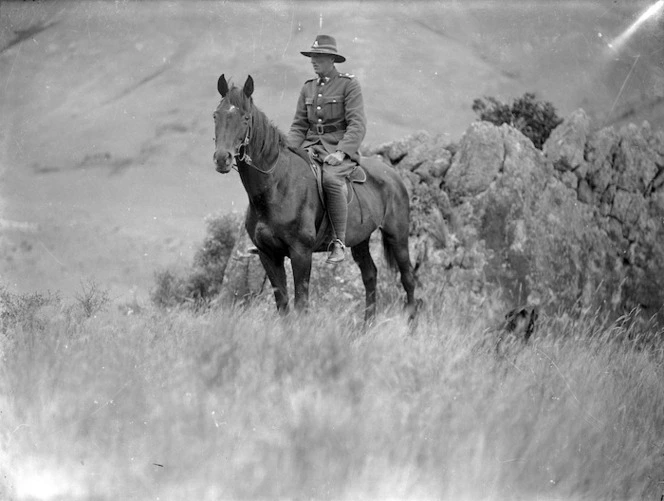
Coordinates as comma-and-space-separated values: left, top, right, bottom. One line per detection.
322, 159, 355, 263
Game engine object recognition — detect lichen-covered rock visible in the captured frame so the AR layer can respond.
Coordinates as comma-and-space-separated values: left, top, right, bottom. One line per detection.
365, 130, 431, 164
404, 114, 664, 320
543, 108, 590, 172
445, 121, 504, 198
218, 222, 266, 305
613, 123, 659, 193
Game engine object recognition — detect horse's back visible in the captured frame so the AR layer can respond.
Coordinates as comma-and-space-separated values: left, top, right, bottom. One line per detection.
359, 155, 408, 196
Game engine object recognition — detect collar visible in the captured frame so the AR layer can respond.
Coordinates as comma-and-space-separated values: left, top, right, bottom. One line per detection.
317, 69, 339, 85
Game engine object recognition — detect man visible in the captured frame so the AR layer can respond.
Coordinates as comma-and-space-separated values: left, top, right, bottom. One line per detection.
288, 34, 367, 264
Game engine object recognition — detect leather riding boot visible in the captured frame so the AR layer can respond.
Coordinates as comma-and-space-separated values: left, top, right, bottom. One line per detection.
325, 187, 347, 263
327, 239, 346, 264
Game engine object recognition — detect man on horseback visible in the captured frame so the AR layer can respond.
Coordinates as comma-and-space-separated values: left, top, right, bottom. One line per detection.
288, 34, 367, 264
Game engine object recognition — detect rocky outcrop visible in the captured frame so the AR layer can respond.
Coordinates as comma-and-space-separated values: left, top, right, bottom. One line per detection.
368, 111, 664, 320
217, 111, 664, 321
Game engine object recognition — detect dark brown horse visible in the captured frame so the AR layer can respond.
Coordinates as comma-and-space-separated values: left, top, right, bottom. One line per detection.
213, 74, 416, 323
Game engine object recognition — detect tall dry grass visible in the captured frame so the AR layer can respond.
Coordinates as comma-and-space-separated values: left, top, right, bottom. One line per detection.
1, 286, 663, 501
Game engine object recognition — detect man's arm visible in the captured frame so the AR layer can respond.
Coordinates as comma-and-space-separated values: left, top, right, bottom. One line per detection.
336, 78, 366, 159
287, 88, 309, 147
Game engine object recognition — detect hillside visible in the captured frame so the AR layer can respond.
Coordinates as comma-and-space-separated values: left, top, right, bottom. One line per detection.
1, 1, 663, 302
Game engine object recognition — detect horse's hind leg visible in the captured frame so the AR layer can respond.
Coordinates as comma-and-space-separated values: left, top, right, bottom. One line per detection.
259, 253, 289, 314
383, 232, 417, 323
351, 239, 377, 324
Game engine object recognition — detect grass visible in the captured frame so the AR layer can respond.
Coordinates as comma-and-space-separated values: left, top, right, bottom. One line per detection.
1, 286, 663, 501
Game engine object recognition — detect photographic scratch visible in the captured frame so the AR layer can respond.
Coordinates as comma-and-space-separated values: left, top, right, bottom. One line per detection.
610, 54, 640, 115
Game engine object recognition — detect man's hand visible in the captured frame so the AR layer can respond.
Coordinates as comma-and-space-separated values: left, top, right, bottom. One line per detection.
324, 151, 346, 166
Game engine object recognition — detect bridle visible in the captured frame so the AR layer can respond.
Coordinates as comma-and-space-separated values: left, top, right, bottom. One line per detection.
235, 113, 252, 164
216, 102, 280, 175
230, 111, 280, 175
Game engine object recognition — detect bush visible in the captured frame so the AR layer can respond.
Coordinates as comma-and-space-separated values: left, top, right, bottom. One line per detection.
0, 287, 61, 332
151, 212, 243, 308
472, 92, 562, 149
73, 279, 110, 318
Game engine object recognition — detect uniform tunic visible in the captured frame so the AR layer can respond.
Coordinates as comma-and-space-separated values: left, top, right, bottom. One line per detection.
287, 69, 366, 163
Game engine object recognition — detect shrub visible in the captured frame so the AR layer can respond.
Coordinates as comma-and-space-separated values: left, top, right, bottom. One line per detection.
0, 287, 61, 332
472, 92, 563, 149
151, 212, 243, 308
73, 279, 110, 318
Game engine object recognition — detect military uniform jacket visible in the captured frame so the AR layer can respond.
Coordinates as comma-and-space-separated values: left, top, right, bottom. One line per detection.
287, 69, 366, 163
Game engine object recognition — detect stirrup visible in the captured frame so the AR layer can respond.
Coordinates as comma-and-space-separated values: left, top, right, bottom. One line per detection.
326, 239, 346, 264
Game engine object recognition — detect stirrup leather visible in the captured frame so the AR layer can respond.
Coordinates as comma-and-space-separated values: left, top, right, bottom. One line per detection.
327, 238, 346, 252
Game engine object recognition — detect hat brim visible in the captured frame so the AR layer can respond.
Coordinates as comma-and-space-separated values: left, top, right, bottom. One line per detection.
300, 50, 346, 63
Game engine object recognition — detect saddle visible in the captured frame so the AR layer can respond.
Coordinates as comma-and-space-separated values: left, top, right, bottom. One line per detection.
306, 151, 368, 252
307, 152, 367, 207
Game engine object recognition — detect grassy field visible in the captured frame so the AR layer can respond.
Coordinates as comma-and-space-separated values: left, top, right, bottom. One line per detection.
2, 284, 663, 500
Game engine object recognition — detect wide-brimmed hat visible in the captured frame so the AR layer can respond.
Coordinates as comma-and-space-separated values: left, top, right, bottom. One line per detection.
300, 34, 346, 63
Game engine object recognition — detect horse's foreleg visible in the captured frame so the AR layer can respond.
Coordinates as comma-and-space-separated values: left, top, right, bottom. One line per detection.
290, 248, 313, 313
259, 253, 289, 314
351, 239, 377, 325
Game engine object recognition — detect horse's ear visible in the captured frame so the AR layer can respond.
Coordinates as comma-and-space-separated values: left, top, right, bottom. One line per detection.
218, 74, 229, 97
243, 75, 254, 99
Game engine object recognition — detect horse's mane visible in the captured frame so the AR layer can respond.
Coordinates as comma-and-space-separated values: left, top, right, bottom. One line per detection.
225, 86, 296, 165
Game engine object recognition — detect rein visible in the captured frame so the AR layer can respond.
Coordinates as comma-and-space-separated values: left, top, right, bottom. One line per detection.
233, 112, 281, 175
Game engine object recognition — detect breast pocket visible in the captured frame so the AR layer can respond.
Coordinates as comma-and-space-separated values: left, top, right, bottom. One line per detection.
305, 97, 315, 122
320, 95, 344, 121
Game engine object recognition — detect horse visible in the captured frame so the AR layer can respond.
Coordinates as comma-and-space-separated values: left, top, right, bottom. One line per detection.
213, 74, 416, 324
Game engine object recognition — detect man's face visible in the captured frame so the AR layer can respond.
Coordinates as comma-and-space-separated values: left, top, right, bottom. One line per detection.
311, 54, 335, 76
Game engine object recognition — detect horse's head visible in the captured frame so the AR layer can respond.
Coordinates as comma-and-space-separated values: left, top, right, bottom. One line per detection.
213, 74, 254, 173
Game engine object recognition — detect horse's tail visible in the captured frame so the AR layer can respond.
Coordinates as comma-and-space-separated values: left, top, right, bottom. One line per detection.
380, 229, 400, 274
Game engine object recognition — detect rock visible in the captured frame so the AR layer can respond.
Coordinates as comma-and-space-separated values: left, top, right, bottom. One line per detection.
218, 224, 267, 305
445, 121, 504, 198
410, 111, 664, 321
586, 126, 620, 194
400, 133, 451, 171
543, 108, 590, 172
577, 178, 593, 204
613, 123, 659, 193
369, 130, 431, 164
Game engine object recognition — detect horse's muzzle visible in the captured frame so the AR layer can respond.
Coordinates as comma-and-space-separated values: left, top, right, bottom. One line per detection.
214, 150, 233, 173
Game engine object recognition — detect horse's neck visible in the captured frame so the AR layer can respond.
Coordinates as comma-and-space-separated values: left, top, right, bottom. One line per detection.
246, 108, 280, 168
238, 148, 307, 211
238, 152, 283, 207
239, 110, 283, 201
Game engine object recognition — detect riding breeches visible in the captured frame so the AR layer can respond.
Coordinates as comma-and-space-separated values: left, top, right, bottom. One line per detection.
322, 159, 355, 244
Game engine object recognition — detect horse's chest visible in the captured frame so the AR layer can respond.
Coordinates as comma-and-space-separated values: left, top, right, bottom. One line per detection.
253, 219, 289, 250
